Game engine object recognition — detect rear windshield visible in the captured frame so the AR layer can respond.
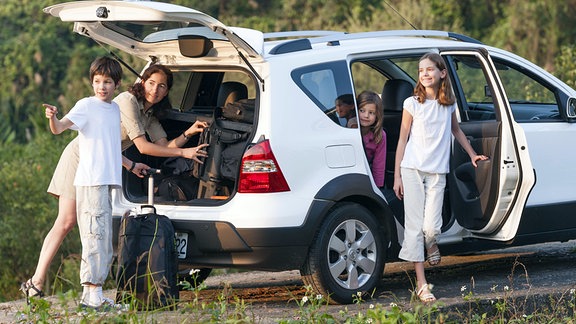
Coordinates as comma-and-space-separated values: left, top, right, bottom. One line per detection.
102, 22, 226, 43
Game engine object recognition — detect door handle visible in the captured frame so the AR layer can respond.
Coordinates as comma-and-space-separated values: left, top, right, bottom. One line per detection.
503, 160, 514, 164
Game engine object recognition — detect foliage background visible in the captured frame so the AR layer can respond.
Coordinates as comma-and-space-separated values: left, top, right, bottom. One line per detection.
1, 0, 575, 301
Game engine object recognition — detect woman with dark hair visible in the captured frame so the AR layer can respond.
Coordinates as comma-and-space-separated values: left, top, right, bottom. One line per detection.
131, 64, 174, 111
21, 64, 208, 301
115, 64, 207, 157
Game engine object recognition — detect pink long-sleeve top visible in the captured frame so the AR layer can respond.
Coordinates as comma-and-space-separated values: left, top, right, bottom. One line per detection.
362, 130, 387, 187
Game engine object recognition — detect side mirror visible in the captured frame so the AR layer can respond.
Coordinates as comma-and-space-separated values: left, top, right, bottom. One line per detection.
567, 98, 576, 118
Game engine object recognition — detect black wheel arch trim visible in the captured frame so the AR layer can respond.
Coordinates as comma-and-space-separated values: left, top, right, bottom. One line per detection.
308, 173, 400, 254
314, 173, 381, 202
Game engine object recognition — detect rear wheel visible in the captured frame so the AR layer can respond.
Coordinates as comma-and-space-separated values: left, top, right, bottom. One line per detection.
301, 202, 386, 304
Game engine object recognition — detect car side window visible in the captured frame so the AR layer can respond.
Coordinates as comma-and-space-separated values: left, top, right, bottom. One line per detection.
292, 61, 354, 127
351, 62, 389, 95
300, 69, 337, 109
169, 71, 192, 111
447, 55, 499, 122
492, 58, 560, 122
222, 71, 257, 99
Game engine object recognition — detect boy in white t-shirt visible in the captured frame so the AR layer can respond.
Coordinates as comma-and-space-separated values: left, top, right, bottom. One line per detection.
44, 56, 123, 310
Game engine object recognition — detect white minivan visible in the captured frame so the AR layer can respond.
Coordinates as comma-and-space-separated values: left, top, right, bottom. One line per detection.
45, 0, 576, 304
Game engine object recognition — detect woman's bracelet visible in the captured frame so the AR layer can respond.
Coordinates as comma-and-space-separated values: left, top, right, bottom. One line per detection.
182, 132, 190, 141
128, 161, 136, 172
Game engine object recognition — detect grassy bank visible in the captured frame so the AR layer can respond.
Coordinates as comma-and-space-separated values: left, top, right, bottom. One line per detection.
16, 278, 576, 323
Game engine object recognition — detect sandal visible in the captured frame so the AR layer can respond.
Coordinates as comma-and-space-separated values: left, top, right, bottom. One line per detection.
20, 279, 44, 304
417, 283, 436, 303
426, 244, 441, 266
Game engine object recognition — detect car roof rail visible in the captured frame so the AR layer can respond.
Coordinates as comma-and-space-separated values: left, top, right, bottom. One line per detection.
268, 29, 482, 55
264, 30, 345, 40
309, 30, 483, 45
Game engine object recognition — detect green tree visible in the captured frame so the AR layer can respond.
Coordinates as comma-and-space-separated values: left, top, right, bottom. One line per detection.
554, 45, 576, 89
487, 0, 576, 71
0, 0, 144, 144
0, 0, 70, 143
278, 0, 382, 31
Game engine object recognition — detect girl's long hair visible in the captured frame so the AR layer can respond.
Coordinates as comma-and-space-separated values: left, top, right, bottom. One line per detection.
414, 53, 455, 106
129, 64, 173, 116
357, 90, 384, 144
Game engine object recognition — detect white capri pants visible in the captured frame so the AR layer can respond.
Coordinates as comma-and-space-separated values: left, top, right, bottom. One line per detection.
76, 185, 114, 286
398, 168, 446, 262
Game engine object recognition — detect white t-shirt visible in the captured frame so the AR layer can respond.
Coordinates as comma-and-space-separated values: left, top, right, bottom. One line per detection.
400, 96, 456, 174
65, 96, 122, 187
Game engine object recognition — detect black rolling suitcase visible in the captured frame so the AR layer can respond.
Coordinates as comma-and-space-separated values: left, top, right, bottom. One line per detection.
116, 169, 179, 310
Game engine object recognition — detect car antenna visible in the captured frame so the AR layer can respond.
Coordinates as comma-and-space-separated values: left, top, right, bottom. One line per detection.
382, 0, 419, 30
92, 38, 143, 79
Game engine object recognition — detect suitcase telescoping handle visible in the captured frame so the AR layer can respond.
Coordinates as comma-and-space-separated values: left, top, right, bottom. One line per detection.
140, 204, 157, 215
146, 168, 162, 206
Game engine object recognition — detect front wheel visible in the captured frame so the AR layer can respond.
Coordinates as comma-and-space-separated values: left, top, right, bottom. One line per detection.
301, 202, 386, 304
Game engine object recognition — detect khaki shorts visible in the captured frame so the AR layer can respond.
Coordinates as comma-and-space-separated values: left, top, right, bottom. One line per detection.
47, 137, 79, 200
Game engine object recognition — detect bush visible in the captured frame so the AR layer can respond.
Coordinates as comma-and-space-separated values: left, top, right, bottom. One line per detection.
0, 130, 79, 301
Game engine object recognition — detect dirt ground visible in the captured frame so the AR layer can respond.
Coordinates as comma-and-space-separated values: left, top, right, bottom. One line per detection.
2, 241, 576, 323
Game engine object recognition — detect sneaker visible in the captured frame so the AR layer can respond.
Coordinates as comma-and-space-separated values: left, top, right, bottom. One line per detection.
103, 297, 130, 312
80, 297, 125, 312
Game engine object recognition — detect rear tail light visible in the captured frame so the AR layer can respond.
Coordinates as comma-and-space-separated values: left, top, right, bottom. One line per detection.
238, 140, 290, 193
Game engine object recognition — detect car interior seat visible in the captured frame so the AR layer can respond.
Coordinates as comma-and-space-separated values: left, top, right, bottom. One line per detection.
382, 79, 414, 188
217, 81, 248, 107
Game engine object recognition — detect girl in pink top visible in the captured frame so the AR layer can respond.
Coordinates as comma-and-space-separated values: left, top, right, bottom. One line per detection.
357, 91, 386, 188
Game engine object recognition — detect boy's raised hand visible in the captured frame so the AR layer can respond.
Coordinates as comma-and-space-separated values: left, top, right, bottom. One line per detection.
43, 103, 73, 134
43, 103, 58, 119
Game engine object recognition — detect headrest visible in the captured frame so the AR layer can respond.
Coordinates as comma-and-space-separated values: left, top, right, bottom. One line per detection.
217, 82, 248, 107
382, 79, 414, 112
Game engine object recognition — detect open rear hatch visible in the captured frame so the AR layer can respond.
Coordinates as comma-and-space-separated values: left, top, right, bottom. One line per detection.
44, 0, 264, 65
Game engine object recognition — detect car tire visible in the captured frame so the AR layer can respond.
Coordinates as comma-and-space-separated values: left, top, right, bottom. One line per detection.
301, 202, 386, 304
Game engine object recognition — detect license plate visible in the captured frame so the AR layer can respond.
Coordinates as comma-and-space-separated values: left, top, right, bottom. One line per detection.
175, 232, 188, 259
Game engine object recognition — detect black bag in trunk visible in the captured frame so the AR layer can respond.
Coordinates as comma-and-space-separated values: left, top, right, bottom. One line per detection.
221, 98, 255, 123
193, 120, 250, 198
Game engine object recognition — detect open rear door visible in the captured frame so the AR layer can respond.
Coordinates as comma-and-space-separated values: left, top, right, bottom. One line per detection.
442, 50, 535, 241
